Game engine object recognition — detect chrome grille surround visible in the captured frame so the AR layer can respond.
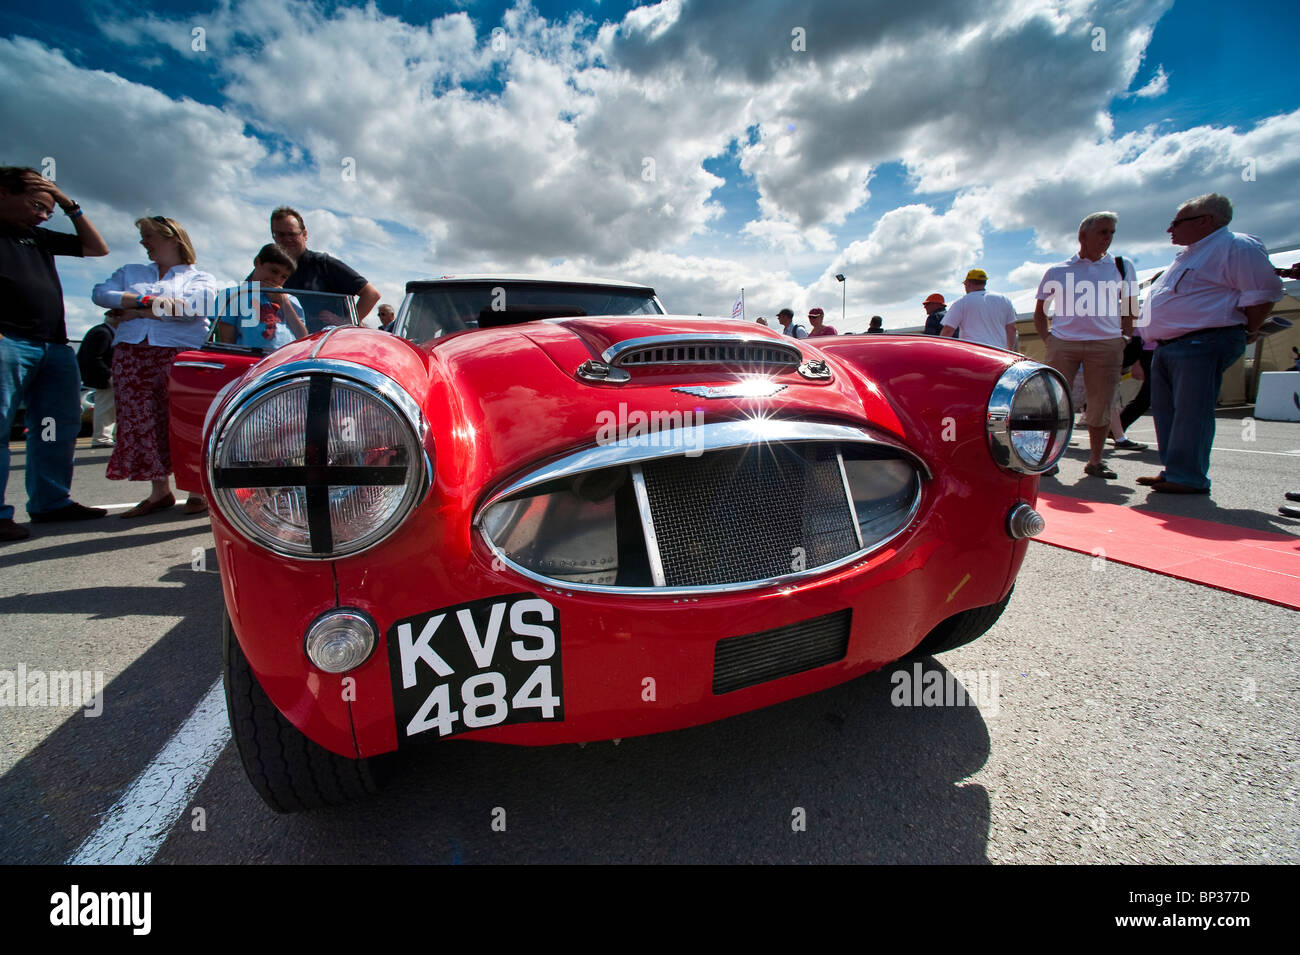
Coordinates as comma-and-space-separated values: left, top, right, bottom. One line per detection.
475, 420, 927, 595
602, 334, 802, 372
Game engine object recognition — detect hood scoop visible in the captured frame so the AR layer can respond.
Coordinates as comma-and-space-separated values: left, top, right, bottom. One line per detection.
604, 334, 802, 371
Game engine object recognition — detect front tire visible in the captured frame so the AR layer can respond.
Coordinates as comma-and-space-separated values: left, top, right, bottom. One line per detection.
907, 587, 1013, 658
223, 609, 383, 812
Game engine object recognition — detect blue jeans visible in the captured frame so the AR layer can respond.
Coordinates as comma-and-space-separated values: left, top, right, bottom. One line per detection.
0, 335, 82, 520
1150, 325, 1245, 490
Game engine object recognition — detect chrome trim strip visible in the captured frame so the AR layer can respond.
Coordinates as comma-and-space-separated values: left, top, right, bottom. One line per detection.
629, 464, 666, 587
309, 324, 348, 359
174, 360, 229, 371
601, 333, 802, 366
478, 514, 919, 597
836, 450, 865, 549
481, 419, 929, 508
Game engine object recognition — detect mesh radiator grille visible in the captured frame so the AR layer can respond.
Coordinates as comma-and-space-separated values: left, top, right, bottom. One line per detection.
639, 443, 859, 587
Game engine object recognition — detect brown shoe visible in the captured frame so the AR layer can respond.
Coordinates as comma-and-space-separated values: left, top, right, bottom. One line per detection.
182, 496, 208, 515
120, 493, 176, 518
0, 518, 30, 542
1135, 474, 1166, 486
1150, 480, 1209, 495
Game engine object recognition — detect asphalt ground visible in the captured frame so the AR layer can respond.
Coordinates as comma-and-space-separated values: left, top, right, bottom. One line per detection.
0, 409, 1296, 867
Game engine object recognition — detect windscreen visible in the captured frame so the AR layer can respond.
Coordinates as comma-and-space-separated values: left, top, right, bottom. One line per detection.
206, 287, 358, 353
400, 282, 663, 342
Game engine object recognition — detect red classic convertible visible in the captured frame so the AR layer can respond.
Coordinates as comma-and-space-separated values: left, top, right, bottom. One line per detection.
168, 276, 1070, 811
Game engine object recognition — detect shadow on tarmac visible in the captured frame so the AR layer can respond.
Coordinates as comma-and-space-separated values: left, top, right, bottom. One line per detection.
0, 561, 223, 864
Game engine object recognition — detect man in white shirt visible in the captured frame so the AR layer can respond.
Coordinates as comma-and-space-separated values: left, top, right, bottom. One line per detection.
941, 269, 1017, 350
1136, 193, 1282, 494
1033, 211, 1137, 479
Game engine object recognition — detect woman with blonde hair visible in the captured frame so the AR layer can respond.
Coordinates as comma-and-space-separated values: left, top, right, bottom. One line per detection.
91, 216, 216, 516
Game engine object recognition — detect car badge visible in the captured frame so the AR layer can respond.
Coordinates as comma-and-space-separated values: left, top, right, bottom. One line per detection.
672, 381, 787, 399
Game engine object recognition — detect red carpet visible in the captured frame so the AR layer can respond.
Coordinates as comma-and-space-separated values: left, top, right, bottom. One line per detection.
1033, 493, 1300, 610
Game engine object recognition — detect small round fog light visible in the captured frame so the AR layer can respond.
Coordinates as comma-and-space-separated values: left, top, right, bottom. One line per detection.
305, 610, 377, 673
1007, 503, 1046, 540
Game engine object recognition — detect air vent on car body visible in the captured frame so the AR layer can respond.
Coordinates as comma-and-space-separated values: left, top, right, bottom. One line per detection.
602, 334, 802, 372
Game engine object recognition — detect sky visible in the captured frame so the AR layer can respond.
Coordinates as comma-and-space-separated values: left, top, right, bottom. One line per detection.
3, 0, 1298, 335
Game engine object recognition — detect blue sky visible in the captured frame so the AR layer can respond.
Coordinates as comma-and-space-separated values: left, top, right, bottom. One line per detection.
3, 0, 1297, 334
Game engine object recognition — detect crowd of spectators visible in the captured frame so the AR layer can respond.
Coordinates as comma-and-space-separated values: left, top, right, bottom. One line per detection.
0, 165, 1293, 541
1, 169, 390, 540
753, 193, 1289, 501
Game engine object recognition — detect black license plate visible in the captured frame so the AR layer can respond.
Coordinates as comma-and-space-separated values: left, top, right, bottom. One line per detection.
388, 593, 563, 743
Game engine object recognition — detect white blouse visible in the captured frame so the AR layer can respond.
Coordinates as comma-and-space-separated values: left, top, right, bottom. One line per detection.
91, 262, 218, 348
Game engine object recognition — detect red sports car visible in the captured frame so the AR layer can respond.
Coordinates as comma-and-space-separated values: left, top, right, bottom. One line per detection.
169, 276, 1070, 811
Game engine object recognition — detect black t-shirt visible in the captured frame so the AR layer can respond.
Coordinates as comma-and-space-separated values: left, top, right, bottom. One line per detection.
0, 225, 83, 343
285, 249, 368, 296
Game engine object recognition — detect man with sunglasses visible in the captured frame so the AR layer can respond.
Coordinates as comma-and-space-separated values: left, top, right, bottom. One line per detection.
1137, 193, 1282, 494
0, 167, 110, 541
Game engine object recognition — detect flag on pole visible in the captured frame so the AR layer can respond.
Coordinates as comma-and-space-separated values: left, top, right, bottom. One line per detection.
731, 289, 745, 321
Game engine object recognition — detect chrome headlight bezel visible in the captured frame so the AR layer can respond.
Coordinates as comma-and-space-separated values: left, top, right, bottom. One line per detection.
986, 361, 1072, 474
207, 360, 431, 559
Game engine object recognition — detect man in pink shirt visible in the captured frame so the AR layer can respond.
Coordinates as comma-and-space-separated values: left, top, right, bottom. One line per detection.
807, 307, 837, 337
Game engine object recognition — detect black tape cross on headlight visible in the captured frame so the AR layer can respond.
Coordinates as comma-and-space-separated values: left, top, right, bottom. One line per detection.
212, 375, 409, 554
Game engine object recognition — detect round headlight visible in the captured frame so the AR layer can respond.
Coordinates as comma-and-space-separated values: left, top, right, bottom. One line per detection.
209, 368, 427, 558
986, 363, 1071, 473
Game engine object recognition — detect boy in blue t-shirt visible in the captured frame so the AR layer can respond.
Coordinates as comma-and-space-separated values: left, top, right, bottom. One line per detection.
217, 244, 307, 349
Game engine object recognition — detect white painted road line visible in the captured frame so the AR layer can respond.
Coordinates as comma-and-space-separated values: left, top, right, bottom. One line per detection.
69, 677, 230, 865
1210, 447, 1300, 456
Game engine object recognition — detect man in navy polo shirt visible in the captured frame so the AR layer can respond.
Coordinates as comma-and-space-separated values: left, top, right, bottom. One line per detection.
269, 206, 380, 325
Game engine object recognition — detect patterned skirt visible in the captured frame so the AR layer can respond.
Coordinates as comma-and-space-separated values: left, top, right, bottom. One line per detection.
106, 342, 183, 482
